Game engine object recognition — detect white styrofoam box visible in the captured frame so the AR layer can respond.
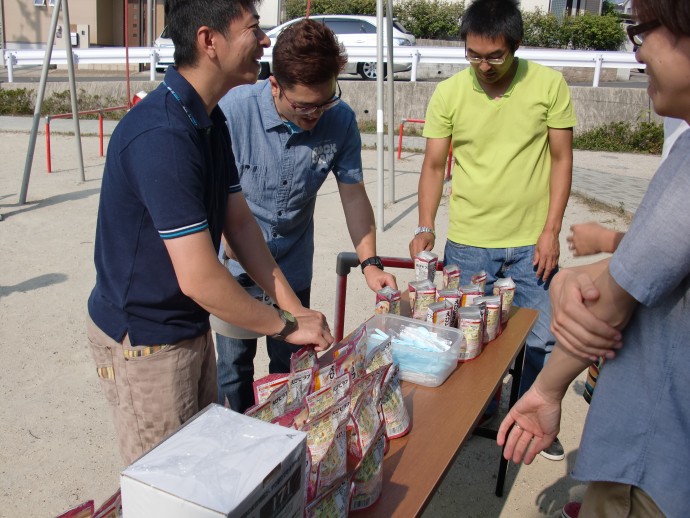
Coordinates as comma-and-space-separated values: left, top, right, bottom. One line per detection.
121, 404, 307, 518
365, 314, 462, 387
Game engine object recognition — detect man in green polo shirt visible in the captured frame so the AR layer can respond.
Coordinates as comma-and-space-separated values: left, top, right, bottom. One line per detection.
409, 0, 576, 461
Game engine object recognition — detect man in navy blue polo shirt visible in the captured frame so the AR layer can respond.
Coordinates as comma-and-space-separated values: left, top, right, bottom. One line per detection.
216, 20, 397, 412
87, 0, 334, 464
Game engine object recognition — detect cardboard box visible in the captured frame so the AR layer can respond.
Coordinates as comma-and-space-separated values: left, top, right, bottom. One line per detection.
121, 404, 307, 518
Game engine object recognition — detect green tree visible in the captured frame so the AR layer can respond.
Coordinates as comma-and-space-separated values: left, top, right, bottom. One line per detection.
393, 0, 465, 40
565, 13, 626, 50
285, 0, 377, 20
521, 9, 565, 48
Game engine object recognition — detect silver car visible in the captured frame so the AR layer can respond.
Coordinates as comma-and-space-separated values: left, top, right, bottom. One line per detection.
154, 26, 174, 73
260, 15, 416, 80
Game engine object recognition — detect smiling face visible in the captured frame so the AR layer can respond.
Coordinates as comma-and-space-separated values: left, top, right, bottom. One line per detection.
270, 76, 338, 131
215, 6, 270, 89
465, 33, 517, 88
635, 23, 690, 121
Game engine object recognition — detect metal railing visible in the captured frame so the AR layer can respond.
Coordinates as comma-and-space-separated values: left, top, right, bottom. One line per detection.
44, 106, 127, 173
397, 118, 453, 180
3, 45, 643, 87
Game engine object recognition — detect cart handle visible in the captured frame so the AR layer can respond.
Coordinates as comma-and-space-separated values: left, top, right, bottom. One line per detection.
333, 252, 443, 341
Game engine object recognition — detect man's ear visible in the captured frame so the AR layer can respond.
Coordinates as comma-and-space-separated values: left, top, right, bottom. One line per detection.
197, 26, 216, 60
514, 38, 522, 53
269, 76, 280, 98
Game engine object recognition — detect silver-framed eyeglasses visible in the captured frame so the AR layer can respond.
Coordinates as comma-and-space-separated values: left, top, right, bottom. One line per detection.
277, 80, 342, 116
465, 50, 507, 66
627, 19, 661, 47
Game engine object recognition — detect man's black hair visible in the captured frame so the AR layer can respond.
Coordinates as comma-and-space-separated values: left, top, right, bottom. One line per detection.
165, 0, 259, 68
460, 0, 523, 52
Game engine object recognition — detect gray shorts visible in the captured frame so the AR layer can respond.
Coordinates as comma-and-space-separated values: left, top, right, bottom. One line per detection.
86, 316, 217, 464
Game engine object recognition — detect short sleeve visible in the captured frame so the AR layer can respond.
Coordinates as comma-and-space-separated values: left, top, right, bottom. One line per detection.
333, 112, 363, 184
546, 74, 577, 129
423, 83, 454, 139
610, 133, 690, 306
122, 127, 209, 239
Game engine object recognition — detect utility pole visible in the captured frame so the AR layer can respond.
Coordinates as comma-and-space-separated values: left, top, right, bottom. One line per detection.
0, 0, 5, 67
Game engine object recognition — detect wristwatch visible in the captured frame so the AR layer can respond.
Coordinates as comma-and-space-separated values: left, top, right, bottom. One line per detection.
270, 307, 297, 341
360, 256, 384, 273
414, 226, 436, 237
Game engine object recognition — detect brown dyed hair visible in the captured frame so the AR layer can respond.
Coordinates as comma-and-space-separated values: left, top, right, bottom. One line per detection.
272, 19, 348, 88
633, 0, 690, 37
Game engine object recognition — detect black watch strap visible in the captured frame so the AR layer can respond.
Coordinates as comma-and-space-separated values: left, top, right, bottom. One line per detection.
360, 256, 384, 273
270, 308, 297, 341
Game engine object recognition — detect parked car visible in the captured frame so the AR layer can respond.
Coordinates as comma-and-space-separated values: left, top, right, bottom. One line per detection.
260, 15, 416, 80
154, 26, 174, 72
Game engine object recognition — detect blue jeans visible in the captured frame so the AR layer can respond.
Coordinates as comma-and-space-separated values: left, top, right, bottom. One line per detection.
215, 288, 310, 413
443, 240, 556, 397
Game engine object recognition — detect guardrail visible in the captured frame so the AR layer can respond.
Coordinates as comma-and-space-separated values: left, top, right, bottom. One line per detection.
3, 45, 642, 87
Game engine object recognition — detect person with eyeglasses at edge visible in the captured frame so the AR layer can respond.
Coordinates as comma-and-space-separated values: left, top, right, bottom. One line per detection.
86, 0, 335, 465
408, 0, 576, 461
498, 2, 690, 516
215, 19, 397, 413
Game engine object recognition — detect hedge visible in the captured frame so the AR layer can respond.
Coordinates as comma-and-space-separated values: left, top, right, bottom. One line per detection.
283, 0, 626, 50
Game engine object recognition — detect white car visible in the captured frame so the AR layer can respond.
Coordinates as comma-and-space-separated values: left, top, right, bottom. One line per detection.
260, 15, 416, 80
154, 26, 174, 72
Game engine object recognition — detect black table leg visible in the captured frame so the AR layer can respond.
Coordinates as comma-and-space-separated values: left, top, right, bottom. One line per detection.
495, 342, 525, 497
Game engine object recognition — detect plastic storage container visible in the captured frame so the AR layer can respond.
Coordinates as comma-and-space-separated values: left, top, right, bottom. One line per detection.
365, 314, 462, 387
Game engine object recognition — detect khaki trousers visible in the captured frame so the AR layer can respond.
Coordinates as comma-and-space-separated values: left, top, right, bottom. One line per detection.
86, 316, 217, 465
581, 481, 665, 518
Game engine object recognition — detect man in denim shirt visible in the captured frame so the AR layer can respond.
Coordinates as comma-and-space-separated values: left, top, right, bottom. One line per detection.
217, 19, 397, 412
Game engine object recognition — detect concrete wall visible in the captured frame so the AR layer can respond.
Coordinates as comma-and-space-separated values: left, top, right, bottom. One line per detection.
338, 81, 661, 134
0, 79, 660, 134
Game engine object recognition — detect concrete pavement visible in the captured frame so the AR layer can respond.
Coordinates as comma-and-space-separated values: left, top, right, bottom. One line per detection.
360, 132, 658, 215
1, 115, 660, 215
0, 114, 656, 517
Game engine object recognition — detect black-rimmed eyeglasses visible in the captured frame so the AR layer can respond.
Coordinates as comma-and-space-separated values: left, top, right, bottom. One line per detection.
627, 19, 661, 47
277, 80, 342, 116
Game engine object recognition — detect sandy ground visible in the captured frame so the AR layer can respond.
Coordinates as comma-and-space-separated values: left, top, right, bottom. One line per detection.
0, 129, 655, 517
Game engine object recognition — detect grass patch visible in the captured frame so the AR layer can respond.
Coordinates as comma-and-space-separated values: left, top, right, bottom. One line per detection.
571, 191, 633, 223
359, 120, 664, 156
572, 121, 663, 155
0, 89, 665, 157
0, 88, 127, 119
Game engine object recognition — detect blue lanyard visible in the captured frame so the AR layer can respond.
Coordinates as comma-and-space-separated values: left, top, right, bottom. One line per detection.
163, 81, 200, 129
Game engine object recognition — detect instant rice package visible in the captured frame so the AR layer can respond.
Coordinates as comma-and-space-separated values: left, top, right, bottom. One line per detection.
305, 477, 354, 518
380, 363, 410, 439
349, 423, 387, 511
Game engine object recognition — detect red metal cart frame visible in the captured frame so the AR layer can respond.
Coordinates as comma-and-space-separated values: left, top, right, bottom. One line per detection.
332, 251, 526, 500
